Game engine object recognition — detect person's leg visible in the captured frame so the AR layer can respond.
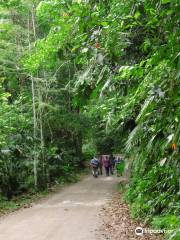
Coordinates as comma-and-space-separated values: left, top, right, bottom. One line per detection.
105, 167, 108, 176
107, 166, 110, 176
92, 167, 95, 176
93, 167, 98, 177
116, 165, 119, 176
110, 165, 113, 175
105, 166, 109, 176
113, 163, 115, 171
99, 165, 102, 175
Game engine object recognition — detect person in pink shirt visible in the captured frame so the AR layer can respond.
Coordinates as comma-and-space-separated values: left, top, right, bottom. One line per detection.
102, 155, 111, 176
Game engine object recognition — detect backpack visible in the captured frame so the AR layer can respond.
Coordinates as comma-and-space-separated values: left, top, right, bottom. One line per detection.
91, 158, 99, 167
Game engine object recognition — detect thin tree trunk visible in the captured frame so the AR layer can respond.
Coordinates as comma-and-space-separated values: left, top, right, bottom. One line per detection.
28, 10, 38, 188
38, 79, 45, 184
31, 77, 38, 188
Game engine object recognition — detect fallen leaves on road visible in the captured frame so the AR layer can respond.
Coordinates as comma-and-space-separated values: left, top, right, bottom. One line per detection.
97, 192, 164, 240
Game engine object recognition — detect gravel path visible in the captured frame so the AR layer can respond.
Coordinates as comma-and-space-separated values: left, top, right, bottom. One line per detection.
0, 175, 164, 240
0, 175, 118, 240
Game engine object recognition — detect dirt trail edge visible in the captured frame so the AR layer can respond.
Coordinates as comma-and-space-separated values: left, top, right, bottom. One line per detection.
0, 175, 119, 240
97, 192, 164, 240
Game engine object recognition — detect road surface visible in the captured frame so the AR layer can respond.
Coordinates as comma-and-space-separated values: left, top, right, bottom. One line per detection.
0, 175, 119, 240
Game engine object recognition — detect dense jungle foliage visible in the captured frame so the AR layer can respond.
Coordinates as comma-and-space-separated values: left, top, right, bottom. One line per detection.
0, 0, 179, 238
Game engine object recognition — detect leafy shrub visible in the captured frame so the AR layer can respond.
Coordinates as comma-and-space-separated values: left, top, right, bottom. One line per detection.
152, 215, 180, 240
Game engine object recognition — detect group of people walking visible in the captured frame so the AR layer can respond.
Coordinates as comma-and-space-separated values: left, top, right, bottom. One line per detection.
90, 154, 125, 177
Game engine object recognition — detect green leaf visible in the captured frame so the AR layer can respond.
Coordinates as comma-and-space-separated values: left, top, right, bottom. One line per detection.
101, 21, 109, 27
134, 11, 141, 19
161, 0, 171, 4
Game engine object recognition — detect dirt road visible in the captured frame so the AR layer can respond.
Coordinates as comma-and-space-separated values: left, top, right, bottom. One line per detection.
0, 175, 119, 240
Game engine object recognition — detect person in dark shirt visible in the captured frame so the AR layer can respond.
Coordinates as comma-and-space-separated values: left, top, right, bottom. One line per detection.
99, 155, 103, 175
109, 154, 114, 175
90, 157, 99, 177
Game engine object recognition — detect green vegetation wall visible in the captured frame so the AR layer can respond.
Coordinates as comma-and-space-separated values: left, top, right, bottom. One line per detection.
0, 0, 88, 199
